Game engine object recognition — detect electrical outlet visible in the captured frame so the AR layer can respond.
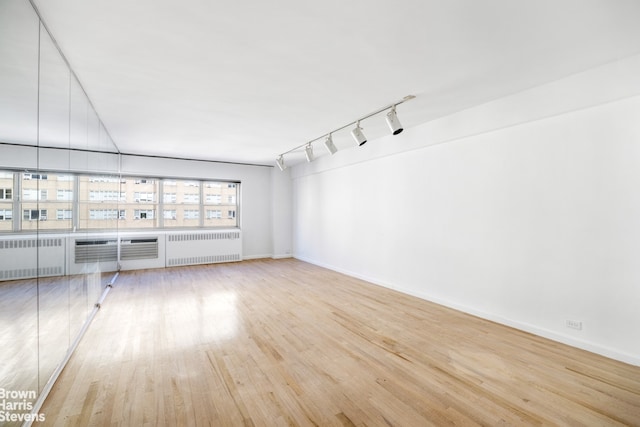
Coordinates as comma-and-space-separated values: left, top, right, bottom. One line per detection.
566, 320, 582, 330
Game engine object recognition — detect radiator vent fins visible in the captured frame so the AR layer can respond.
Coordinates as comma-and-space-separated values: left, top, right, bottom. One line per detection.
167, 254, 241, 267
168, 231, 240, 242
0, 266, 63, 280
0, 238, 63, 249
74, 239, 118, 263
120, 238, 159, 260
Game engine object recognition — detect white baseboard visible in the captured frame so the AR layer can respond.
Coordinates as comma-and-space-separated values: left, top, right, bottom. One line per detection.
294, 255, 640, 367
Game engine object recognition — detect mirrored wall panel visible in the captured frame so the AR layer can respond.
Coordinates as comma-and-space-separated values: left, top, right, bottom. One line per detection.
0, 1, 120, 425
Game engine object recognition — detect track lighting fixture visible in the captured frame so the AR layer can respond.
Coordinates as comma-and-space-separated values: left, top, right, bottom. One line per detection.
275, 95, 415, 170
351, 122, 367, 146
385, 106, 403, 135
304, 143, 314, 162
324, 134, 337, 155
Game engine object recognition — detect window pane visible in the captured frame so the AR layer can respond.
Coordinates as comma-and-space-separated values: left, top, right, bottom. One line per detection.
79, 175, 125, 229
203, 180, 238, 227
21, 171, 73, 230
0, 171, 14, 231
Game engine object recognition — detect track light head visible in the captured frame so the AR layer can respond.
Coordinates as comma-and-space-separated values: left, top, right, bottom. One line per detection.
324, 134, 337, 155
351, 122, 367, 146
304, 143, 314, 162
276, 155, 286, 171
386, 106, 403, 135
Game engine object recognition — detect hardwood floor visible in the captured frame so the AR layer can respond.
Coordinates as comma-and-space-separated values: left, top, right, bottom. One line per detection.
36, 259, 640, 426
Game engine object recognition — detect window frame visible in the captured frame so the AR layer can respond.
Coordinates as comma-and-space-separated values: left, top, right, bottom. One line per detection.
1, 169, 240, 233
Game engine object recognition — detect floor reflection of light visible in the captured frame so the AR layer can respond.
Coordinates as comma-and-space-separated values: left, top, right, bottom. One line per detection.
200, 291, 238, 343
167, 290, 239, 349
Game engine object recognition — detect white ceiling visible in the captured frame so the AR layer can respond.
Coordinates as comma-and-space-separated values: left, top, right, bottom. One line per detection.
30, 0, 640, 166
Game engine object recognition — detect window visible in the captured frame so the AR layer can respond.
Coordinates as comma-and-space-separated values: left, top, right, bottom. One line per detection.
183, 193, 199, 203
23, 209, 47, 221
184, 210, 199, 220
23, 173, 48, 180
207, 210, 221, 219
134, 192, 155, 202
56, 209, 73, 220
134, 209, 155, 220
23, 189, 48, 201
57, 189, 73, 201
90, 209, 119, 220
206, 194, 221, 204
203, 180, 238, 227
89, 190, 125, 201
0, 171, 239, 231
89, 176, 122, 183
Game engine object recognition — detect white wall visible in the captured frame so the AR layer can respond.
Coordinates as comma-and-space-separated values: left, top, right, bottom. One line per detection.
291, 54, 640, 366
271, 166, 293, 258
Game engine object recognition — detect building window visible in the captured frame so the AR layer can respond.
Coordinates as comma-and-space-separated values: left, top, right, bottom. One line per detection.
56, 209, 73, 220
205, 194, 221, 204
163, 210, 177, 220
0, 209, 12, 221
207, 210, 222, 219
184, 210, 199, 220
134, 192, 155, 202
89, 190, 125, 201
23, 209, 47, 221
0, 188, 12, 200
90, 209, 119, 220
57, 189, 74, 201
228, 210, 236, 219
23, 189, 48, 200
23, 173, 48, 180
183, 193, 199, 203
134, 209, 155, 220
163, 193, 177, 203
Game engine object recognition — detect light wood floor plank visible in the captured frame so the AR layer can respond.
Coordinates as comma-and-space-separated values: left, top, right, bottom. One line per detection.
35, 259, 640, 426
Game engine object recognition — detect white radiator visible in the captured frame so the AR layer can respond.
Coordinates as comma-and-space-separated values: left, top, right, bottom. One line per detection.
0, 229, 243, 281
165, 230, 242, 267
0, 237, 65, 280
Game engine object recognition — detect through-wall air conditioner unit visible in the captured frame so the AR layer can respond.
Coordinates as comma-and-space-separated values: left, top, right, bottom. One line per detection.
69, 237, 118, 275
118, 235, 165, 271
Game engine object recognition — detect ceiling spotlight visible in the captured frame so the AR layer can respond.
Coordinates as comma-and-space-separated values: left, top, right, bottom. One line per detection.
351, 122, 367, 146
305, 143, 314, 162
276, 155, 286, 171
386, 106, 403, 135
324, 134, 337, 155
